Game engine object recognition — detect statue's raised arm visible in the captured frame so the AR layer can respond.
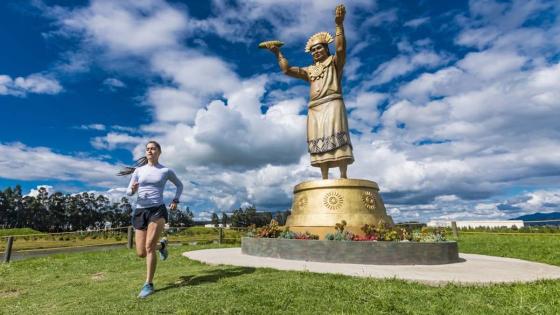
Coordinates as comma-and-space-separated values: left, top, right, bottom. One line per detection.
334, 4, 346, 70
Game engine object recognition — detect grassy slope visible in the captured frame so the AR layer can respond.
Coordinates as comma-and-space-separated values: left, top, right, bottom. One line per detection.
0, 227, 242, 251
0, 228, 42, 237
0, 235, 559, 315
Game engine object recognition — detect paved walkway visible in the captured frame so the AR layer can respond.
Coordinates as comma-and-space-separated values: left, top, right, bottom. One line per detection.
183, 248, 560, 285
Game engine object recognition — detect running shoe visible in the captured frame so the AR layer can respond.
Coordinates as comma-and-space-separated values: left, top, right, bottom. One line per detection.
138, 283, 154, 299
158, 237, 168, 261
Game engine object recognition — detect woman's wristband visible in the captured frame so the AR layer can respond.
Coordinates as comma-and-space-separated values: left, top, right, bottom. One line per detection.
172, 199, 179, 204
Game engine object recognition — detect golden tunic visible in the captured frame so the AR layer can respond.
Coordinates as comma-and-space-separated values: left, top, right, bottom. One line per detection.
305, 55, 354, 167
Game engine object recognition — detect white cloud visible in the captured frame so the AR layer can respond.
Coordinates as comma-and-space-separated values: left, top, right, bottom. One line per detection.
0, 142, 122, 188
362, 9, 398, 28
102, 78, 126, 90
404, 17, 430, 28
58, 0, 188, 56
78, 124, 106, 131
27, 185, 56, 197
193, 0, 376, 45
0, 73, 62, 97
91, 132, 144, 150
457, 50, 526, 80
26, 0, 560, 222
366, 50, 449, 86
147, 87, 202, 124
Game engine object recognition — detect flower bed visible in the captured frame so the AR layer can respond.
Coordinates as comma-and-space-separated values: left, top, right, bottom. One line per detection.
242, 220, 459, 264
247, 220, 447, 243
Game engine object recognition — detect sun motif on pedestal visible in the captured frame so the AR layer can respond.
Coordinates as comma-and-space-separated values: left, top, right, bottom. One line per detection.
323, 191, 343, 210
295, 195, 308, 210
362, 191, 377, 210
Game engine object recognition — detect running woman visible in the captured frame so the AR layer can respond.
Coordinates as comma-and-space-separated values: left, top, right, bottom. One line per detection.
119, 140, 183, 298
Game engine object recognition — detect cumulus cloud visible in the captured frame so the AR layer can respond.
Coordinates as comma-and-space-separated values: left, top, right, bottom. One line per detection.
0, 142, 121, 188
27, 185, 56, 197
91, 132, 144, 150
0, 73, 62, 97
365, 49, 450, 86
25, 0, 560, 221
365, 0, 560, 221
190, 0, 376, 45
55, 0, 188, 56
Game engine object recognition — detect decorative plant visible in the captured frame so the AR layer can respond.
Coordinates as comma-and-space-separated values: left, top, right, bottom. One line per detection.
245, 224, 258, 237
279, 228, 296, 239
335, 220, 347, 233
412, 227, 447, 242
255, 219, 282, 238
294, 231, 319, 240
326, 220, 354, 241
250, 225, 319, 240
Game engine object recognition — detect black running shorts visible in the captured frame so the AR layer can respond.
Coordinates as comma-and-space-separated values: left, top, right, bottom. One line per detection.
132, 204, 168, 230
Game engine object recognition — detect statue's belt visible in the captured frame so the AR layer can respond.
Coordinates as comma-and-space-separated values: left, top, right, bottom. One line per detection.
308, 93, 342, 108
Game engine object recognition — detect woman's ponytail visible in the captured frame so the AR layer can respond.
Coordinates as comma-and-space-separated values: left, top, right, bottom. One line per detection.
117, 156, 148, 176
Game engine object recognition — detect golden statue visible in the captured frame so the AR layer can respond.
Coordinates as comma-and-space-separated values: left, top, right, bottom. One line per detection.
263, 4, 352, 180
261, 5, 394, 237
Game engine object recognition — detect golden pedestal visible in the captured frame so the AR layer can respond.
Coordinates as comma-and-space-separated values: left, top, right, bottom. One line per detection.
285, 179, 394, 238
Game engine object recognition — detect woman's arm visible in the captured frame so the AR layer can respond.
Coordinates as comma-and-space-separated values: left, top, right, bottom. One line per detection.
126, 169, 139, 196
168, 169, 183, 210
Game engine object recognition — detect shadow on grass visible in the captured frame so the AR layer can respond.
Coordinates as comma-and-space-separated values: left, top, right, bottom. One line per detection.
157, 267, 256, 292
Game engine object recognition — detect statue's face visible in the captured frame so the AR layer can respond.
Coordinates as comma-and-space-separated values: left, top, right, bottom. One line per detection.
310, 44, 329, 63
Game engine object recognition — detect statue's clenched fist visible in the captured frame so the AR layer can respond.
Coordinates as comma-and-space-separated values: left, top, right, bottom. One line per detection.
335, 4, 346, 25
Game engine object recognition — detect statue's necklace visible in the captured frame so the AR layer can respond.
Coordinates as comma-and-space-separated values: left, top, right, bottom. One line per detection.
308, 58, 330, 81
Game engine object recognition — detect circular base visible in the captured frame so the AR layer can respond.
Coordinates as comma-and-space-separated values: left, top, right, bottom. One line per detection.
286, 179, 394, 237
184, 248, 560, 285
241, 237, 460, 265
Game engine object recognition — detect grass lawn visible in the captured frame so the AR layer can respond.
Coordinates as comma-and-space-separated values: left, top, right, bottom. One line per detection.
0, 227, 243, 252
0, 234, 559, 314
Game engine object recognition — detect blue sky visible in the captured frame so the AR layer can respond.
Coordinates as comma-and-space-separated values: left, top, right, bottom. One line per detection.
1, 0, 560, 222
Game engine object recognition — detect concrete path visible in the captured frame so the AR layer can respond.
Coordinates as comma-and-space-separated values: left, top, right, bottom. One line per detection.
183, 248, 560, 285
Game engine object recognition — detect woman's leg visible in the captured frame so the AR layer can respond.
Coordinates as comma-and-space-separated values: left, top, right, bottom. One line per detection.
145, 218, 165, 284
135, 229, 147, 258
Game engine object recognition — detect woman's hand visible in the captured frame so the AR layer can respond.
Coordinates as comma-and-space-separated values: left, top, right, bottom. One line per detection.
169, 200, 178, 211
131, 182, 139, 194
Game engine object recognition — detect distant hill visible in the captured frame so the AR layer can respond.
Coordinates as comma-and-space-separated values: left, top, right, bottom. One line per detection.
512, 212, 560, 226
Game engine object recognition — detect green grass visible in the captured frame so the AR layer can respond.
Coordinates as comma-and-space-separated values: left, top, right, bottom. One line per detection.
456, 233, 560, 266
0, 234, 559, 314
0, 228, 244, 252
0, 228, 42, 237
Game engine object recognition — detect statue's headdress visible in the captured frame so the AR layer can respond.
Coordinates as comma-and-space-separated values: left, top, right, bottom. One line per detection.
305, 32, 334, 53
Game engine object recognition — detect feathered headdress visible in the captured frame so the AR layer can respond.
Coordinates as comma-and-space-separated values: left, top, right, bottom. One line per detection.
305, 32, 333, 52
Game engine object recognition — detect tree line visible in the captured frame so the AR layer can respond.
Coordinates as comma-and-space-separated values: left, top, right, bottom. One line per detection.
0, 185, 194, 232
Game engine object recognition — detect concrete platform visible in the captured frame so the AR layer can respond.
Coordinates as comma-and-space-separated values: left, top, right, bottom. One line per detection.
183, 248, 560, 285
